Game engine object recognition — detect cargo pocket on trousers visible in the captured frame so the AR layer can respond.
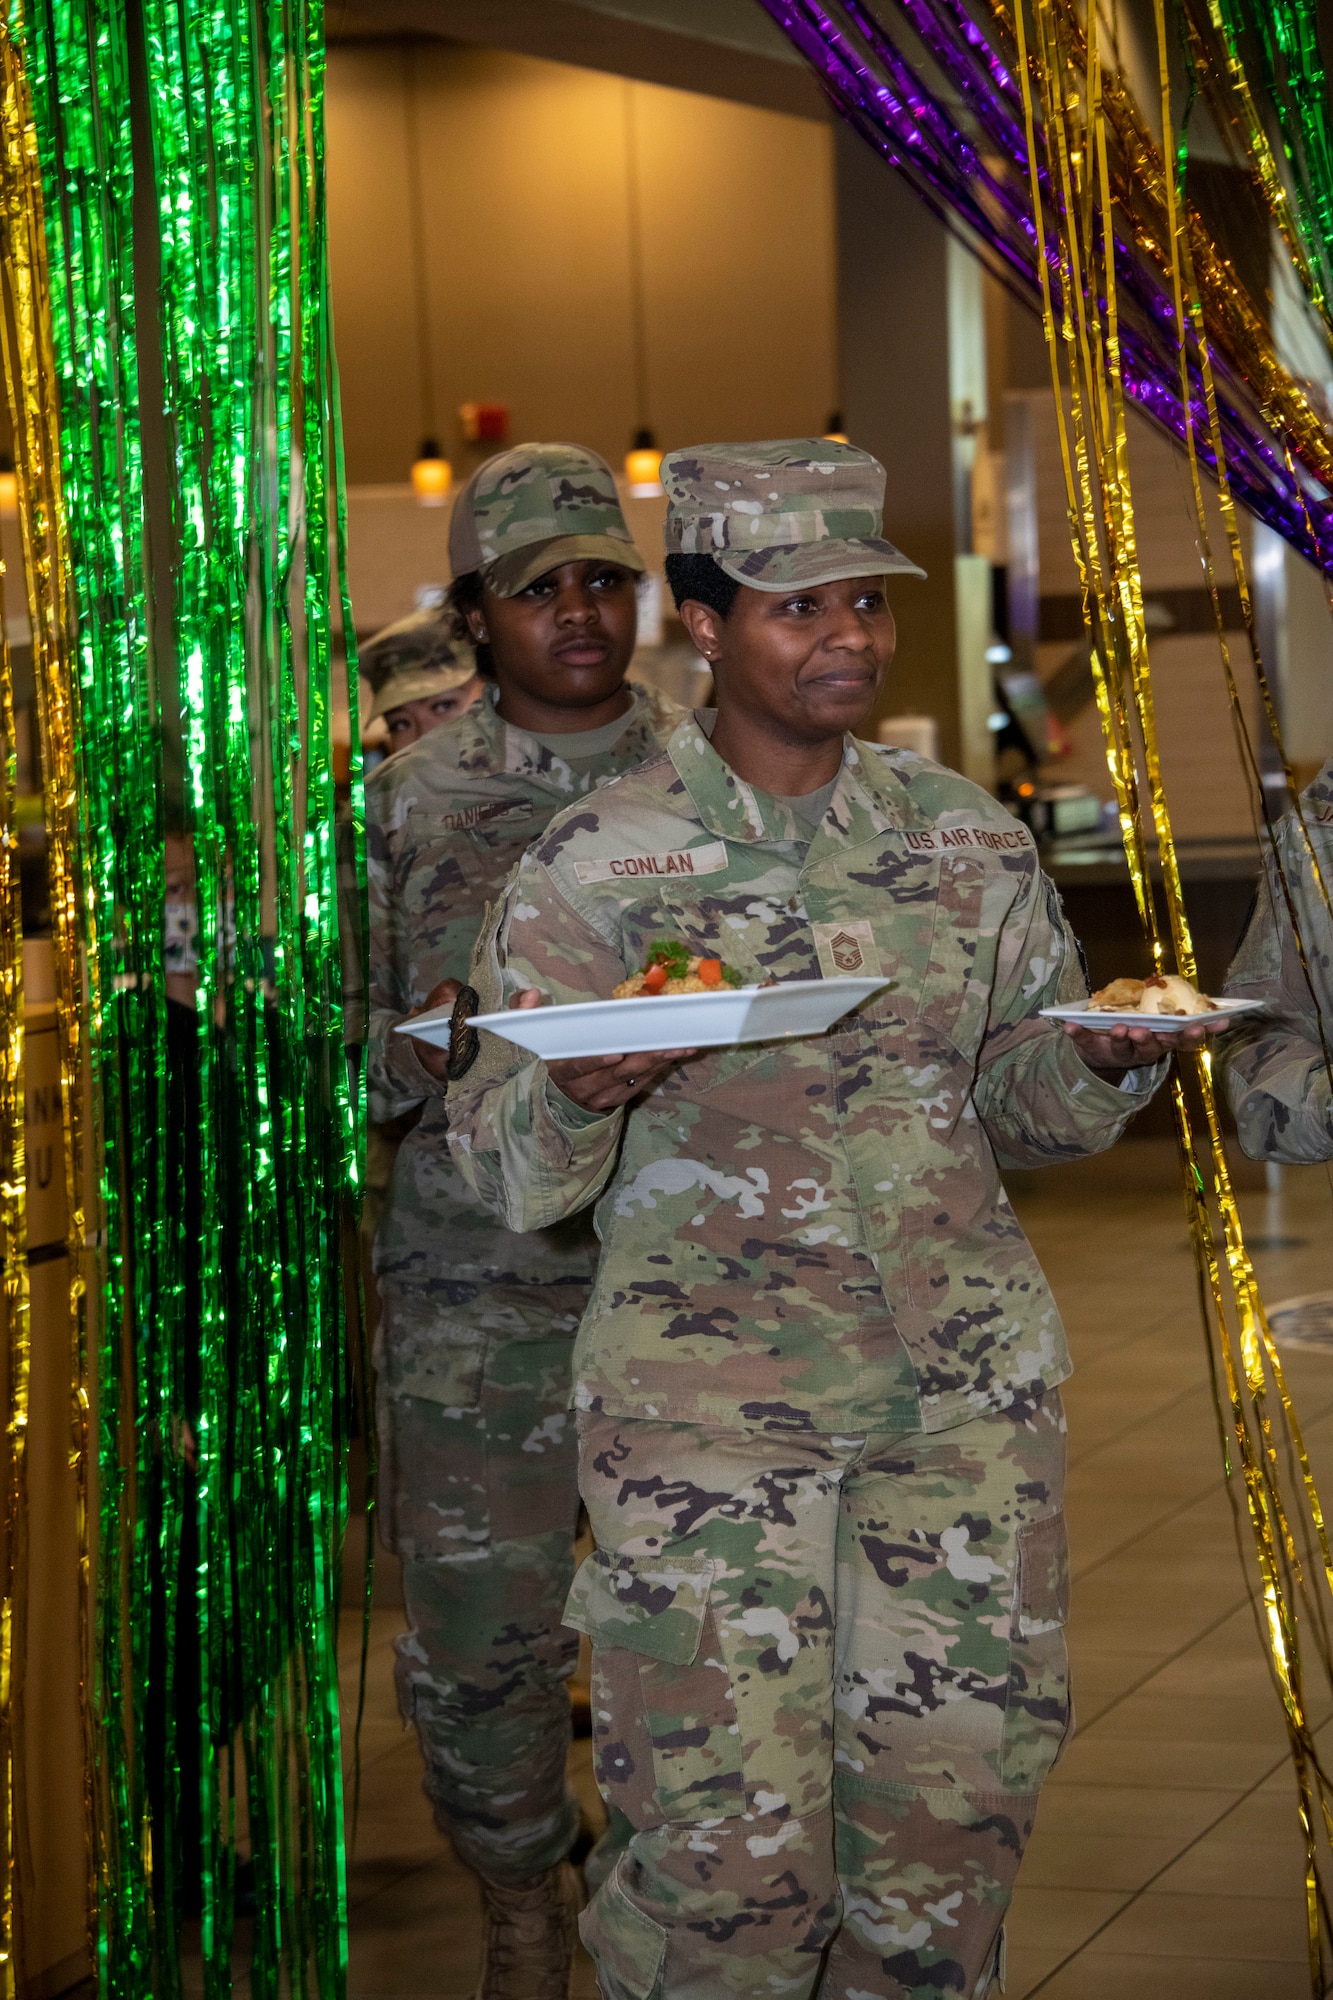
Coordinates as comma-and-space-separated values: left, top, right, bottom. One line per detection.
1000, 1510, 1072, 1792
579, 1863, 668, 2000
375, 1287, 487, 1410
565, 1550, 745, 1825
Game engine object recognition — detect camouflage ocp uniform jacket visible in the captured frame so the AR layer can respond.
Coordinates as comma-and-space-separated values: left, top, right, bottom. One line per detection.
1222, 760, 1333, 1162
366, 679, 683, 1291
447, 714, 1162, 1435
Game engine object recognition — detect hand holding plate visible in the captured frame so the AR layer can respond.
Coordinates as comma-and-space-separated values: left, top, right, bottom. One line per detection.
1063, 1014, 1228, 1073
509, 987, 698, 1112
406, 977, 463, 1079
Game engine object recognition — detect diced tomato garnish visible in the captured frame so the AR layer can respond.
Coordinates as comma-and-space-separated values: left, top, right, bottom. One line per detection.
643, 962, 669, 992
698, 959, 723, 986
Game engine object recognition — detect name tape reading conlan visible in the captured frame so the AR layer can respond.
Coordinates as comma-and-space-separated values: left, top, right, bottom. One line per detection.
574, 840, 729, 886
898, 825, 1030, 854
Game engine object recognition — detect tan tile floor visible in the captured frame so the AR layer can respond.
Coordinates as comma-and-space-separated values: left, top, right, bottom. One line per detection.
340, 1137, 1333, 1998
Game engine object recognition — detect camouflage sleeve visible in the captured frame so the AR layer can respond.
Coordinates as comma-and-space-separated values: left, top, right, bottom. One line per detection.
336, 794, 366, 1050
1220, 872, 1333, 1163
972, 868, 1164, 1170
445, 854, 625, 1229
364, 795, 448, 1121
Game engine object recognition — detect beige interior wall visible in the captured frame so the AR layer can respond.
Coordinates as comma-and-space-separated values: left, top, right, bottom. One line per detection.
325, 41, 837, 487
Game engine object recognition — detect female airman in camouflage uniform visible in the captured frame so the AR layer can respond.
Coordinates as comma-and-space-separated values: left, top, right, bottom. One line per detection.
366, 443, 681, 1997
446, 440, 1216, 2000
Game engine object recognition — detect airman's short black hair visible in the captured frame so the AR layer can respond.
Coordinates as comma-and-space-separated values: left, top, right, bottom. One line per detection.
665, 554, 741, 621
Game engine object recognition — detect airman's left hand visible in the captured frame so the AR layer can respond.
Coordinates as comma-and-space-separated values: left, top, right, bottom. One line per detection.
1064, 1015, 1228, 1075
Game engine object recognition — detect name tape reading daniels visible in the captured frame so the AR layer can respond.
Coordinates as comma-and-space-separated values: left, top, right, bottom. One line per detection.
440, 800, 526, 833
574, 840, 729, 886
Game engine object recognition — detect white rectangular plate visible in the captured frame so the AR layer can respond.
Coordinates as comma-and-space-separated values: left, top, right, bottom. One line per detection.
397, 1009, 453, 1050
456, 977, 891, 1062
1040, 997, 1265, 1031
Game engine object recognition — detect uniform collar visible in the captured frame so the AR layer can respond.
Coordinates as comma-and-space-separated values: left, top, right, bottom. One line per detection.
667, 711, 928, 852
459, 681, 665, 795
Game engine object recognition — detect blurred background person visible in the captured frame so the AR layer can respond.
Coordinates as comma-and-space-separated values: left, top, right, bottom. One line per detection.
362, 604, 484, 755
1222, 756, 1333, 1162
347, 609, 483, 1259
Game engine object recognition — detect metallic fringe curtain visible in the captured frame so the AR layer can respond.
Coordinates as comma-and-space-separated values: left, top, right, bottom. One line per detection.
761, 0, 1333, 1989
0, 0, 360, 1988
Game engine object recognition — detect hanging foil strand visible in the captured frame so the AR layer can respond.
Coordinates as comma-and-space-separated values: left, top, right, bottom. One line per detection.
0, 11, 91, 1986
0, 40, 27, 1981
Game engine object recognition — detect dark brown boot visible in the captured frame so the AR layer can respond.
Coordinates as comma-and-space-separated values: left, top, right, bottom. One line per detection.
473, 1862, 577, 2000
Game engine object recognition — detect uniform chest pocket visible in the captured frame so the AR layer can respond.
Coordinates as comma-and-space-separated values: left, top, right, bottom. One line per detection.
917, 852, 992, 1058
631, 886, 819, 1094
463, 807, 538, 859
646, 885, 816, 983
802, 854, 939, 1061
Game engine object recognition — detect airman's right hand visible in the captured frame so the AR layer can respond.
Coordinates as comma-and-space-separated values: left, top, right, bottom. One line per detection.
508, 986, 696, 1113
405, 977, 463, 1081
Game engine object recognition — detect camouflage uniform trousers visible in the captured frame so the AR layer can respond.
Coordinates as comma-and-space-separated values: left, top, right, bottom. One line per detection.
376, 1277, 589, 1883
568, 1393, 1070, 1999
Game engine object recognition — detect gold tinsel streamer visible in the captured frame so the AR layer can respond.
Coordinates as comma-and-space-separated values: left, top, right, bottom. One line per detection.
1014, 0, 1333, 1985
0, 18, 88, 1986
0, 159, 22, 2000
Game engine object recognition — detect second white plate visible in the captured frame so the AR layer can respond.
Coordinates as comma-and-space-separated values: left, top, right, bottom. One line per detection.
1040, 997, 1264, 1031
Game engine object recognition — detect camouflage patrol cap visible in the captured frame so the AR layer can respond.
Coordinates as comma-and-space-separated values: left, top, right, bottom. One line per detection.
661, 437, 926, 591
448, 441, 647, 598
360, 608, 478, 721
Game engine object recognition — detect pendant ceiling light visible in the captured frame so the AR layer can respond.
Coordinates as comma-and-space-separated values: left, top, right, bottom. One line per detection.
411, 437, 452, 505
620, 82, 663, 497
404, 49, 451, 504
625, 425, 662, 498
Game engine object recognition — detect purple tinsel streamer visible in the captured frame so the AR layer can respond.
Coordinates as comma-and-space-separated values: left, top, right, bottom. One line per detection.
757, 0, 1333, 573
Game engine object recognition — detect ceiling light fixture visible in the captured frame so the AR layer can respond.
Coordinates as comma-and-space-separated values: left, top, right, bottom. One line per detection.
404, 47, 451, 503
411, 438, 452, 505
621, 82, 663, 498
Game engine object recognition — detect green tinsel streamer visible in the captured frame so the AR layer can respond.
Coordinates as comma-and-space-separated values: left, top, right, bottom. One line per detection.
17, 0, 357, 1989
1212, 0, 1333, 310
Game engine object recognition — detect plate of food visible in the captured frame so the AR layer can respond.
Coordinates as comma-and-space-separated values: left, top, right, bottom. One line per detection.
453, 941, 889, 1062
1040, 974, 1265, 1032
